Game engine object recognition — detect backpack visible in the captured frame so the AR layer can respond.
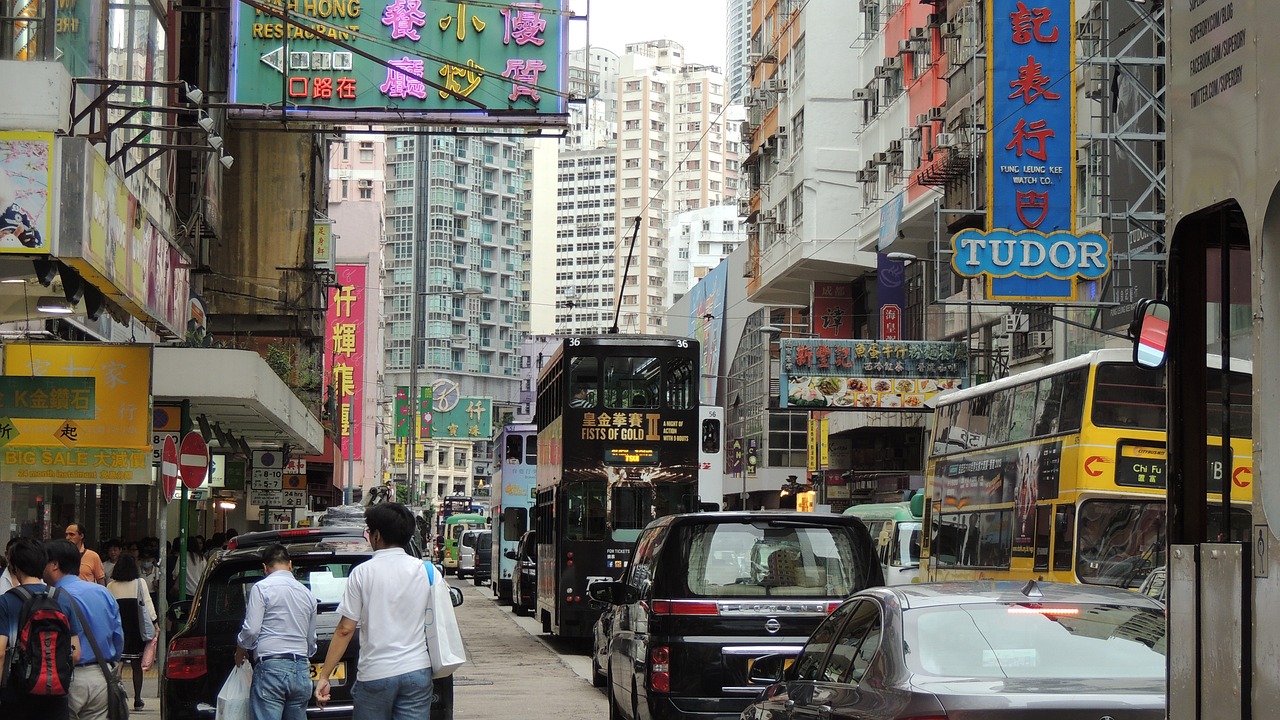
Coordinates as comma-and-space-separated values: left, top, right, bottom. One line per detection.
5, 586, 74, 696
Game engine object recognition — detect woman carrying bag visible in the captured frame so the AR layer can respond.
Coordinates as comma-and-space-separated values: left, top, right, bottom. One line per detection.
108, 552, 160, 709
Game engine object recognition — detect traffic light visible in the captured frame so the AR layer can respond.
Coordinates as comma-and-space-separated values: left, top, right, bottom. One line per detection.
701, 418, 721, 454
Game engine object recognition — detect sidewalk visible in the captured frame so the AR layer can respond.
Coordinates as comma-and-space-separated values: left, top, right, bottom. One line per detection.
125, 666, 161, 719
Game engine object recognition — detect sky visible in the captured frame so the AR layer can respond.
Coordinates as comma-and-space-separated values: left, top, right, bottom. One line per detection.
568, 0, 729, 69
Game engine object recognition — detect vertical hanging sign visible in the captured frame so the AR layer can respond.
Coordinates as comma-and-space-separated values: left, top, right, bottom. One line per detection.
324, 264, 366, 459
951, 0, 1110, 301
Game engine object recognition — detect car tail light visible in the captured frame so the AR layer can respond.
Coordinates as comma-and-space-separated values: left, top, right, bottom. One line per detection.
649, 645, 670, 693
649, 600, 719, 616
226, 537, 238, 549
166, 636, 207, 679
1007, 606, 1080, 616
826, 601, 842, 614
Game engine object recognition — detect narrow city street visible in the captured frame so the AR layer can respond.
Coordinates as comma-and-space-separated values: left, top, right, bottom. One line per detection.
448, 577, 607, 720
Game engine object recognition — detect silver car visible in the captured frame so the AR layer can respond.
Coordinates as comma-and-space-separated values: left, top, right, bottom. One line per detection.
742, 581, 1166, 720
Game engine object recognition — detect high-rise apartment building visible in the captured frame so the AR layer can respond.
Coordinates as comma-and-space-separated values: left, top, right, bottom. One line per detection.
566, 47, 621, 150
612, 40, 738, 333
668, 205, 746, 303
725, 0, 753, 104
554, 147, 618, 334
382, 133, 531, 501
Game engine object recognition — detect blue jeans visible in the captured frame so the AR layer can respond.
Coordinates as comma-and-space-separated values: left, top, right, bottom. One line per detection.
352, 668, 433, 720
251, 658, 312, 720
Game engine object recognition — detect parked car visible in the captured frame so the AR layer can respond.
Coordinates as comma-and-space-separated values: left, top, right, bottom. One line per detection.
742, 581, 1167, 720
508, 530, 537, 616
588, 510, 882, 720
162, 536, 462, 720
471, 530, 493, 586
457, 528, 484, 580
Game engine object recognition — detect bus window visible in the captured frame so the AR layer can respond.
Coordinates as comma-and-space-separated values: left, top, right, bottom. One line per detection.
1033, 504, 1051, 572
1007, 383, 1038, 444
1092, 363, 1165, 430
986, 389, 1016, 446
1053, 504, 1074, 572
566, 481, 607, 541
931, 511, 1010, 569
506, 434, 524, 464
666, 356, 696, 409
1076, 500, 1164, 588
525, 434, 537, 464
1205, 367, 1252, 439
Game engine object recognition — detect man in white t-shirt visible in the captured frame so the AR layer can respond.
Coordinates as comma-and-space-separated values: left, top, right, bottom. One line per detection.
314, 503, 438, 720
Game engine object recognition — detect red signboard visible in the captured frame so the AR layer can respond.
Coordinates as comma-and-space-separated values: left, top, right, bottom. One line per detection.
811, 282, 854, 339
324, 264, 367, 459
880, 304, 902, 341
179, 432, 209, 490
161, 436, 179, 502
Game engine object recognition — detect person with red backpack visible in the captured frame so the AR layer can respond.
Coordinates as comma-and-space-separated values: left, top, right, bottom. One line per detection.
0, 537, 82, 720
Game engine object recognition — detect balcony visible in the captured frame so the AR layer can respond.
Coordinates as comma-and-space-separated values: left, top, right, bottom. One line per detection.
483, 154, 496, 165
480, 232, 495, 244
482, 259, 493, 268
483, 180, 494, 190
481, 311, 494, 321
483, 207, 495, 217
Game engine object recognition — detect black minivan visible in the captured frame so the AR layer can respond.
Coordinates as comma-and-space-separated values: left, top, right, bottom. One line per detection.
588, 511, 882, 720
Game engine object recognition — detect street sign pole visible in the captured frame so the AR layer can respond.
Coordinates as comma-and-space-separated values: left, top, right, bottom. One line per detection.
176, 431, 210, 603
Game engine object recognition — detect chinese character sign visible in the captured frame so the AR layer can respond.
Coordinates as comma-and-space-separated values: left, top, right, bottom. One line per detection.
229, 0, 567, 121
779, 339, 967, 411
810, 282, 854, 340
0, 344, 152, 484
325, 264, 366, 459
949, 0, 1110, 302
430, 396, 493, 440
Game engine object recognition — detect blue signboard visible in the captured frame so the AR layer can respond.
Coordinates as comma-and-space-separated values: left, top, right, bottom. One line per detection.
950, 0, 1109, 301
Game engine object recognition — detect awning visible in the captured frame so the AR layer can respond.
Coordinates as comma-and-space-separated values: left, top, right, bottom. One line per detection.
153, 347, 324, 455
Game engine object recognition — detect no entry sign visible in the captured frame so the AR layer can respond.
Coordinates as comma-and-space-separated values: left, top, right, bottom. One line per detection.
161, 436, 179, 503
179, 432, 209, 490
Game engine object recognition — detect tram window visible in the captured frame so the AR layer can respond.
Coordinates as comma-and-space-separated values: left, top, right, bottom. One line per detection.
569, 356, 599, 407
613, 485, 652, 531
666, 357, 695, 409
505, 435, 524, 464
603, 356, 662, 409
502, 506, 527, 542
566, 481, 607, 541
525, 435, 537, 464
1053, 504, 1074, 572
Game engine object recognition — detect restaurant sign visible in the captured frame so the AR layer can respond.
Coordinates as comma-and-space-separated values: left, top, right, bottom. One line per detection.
779, 339, 967, 411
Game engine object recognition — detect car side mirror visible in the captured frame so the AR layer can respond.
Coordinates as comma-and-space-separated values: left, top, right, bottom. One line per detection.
168, 599, 193, 625
450, 586, 464, 607
747, 654, 788, 684
1130, 298, 1170, 369
587, 580, 627, 607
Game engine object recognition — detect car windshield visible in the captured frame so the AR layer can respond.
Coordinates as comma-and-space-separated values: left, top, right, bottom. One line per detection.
681, 521, 864, 597
904, 602, 1166, 679
203, 558, 364, 621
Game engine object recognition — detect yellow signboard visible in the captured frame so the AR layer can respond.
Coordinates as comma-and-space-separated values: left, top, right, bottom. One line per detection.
806, 418, 829, 472
1, 344, 152, 484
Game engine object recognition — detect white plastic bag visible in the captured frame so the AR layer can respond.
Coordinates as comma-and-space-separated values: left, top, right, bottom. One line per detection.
423, 562, 467, 679
215, 663, 253, 720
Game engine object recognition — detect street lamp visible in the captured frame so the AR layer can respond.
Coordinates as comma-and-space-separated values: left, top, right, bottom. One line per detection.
407, 285, 483, 508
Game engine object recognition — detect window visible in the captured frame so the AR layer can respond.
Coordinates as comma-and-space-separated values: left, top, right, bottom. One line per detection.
822, 600, 882, 684
341, 180, 348, 198
602, 356, 662, 409
665, 356, 695, 409
793, 601, 857, 681
932, 510, 1012, 568
566, 480, 607, 541
681, 521, 868, 599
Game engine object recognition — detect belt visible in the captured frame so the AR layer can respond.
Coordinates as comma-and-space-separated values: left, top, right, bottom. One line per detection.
257, 653, 309, 662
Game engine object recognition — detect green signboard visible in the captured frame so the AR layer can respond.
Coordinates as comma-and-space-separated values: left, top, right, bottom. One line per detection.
0, 377, 96, 420
229, 0, 568, 123
431, 396, 492, 440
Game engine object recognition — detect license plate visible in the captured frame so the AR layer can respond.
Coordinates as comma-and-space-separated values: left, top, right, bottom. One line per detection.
310, 662, 346, 686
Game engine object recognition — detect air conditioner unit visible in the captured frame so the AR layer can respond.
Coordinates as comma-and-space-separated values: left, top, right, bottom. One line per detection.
748, 52, 762, 65
764, 79, 778, 92
852, 88, 875, 101
874, 64, 891, 78
774, 222, 787, 232
903, 126, 921, 141
888, 139, 903, 154
874, 152, 891, 165
928, 106, 945, 121
1028, 331, 1053, 350
942, 21, 961, 38
857, 169, 878, 183
858, 0, 878, 10
1002, 313, 1029, 334
761, 209, 776, 221
776, 124, 788, 137
737, 199, 751, 215
885, 56, 903, 70
934, 133, 956, 148
916, 113, 930, 126
927, 12, 944, 27
898, 40, 916, 53
910, 27, 928, 40
773, 79, 789, 92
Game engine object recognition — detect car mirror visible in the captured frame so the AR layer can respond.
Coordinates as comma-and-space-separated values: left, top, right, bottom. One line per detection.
747, 654, 788, 684
505, 550, 518, 560
168, 600, 193, 625
450, 586, 464, 607
587, 580, 624, 606
1130, 298, 1171, 369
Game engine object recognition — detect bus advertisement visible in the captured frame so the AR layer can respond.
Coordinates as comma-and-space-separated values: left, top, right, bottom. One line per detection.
489, 422, 537, 603
534, 335, 700, 638
921, 348, 1251, 589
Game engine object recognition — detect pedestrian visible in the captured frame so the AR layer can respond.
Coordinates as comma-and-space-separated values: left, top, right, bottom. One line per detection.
45, 539, 124, 720
107, 553, 158, 710
173, 536, 207, 600
0, 537, 83, 720
64, 523, 106, 585
0, 536, 18, 591
234, 544, 317, 720
314, 503, 443, 719
138, 548, 161, 607
101, 539, 121, 580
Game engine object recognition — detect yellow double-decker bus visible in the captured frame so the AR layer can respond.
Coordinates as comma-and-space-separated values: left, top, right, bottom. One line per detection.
921, 348, 1251, 588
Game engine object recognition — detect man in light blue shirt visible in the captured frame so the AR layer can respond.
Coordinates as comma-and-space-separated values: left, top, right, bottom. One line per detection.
234, 543, 317, 720
44, 539, 123, 720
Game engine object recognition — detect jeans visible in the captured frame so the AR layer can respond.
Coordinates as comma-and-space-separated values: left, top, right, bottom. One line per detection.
351, 668, 433, 720
251, 658, 312, 720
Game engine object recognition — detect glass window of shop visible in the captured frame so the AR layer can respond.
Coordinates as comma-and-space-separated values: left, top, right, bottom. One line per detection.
1, 481, 157, 545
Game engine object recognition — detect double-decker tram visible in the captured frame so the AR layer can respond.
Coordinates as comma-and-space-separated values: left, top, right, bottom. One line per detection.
533, 335, 700, 638
489, 422, 537, 602
921, 348, 1251, 588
